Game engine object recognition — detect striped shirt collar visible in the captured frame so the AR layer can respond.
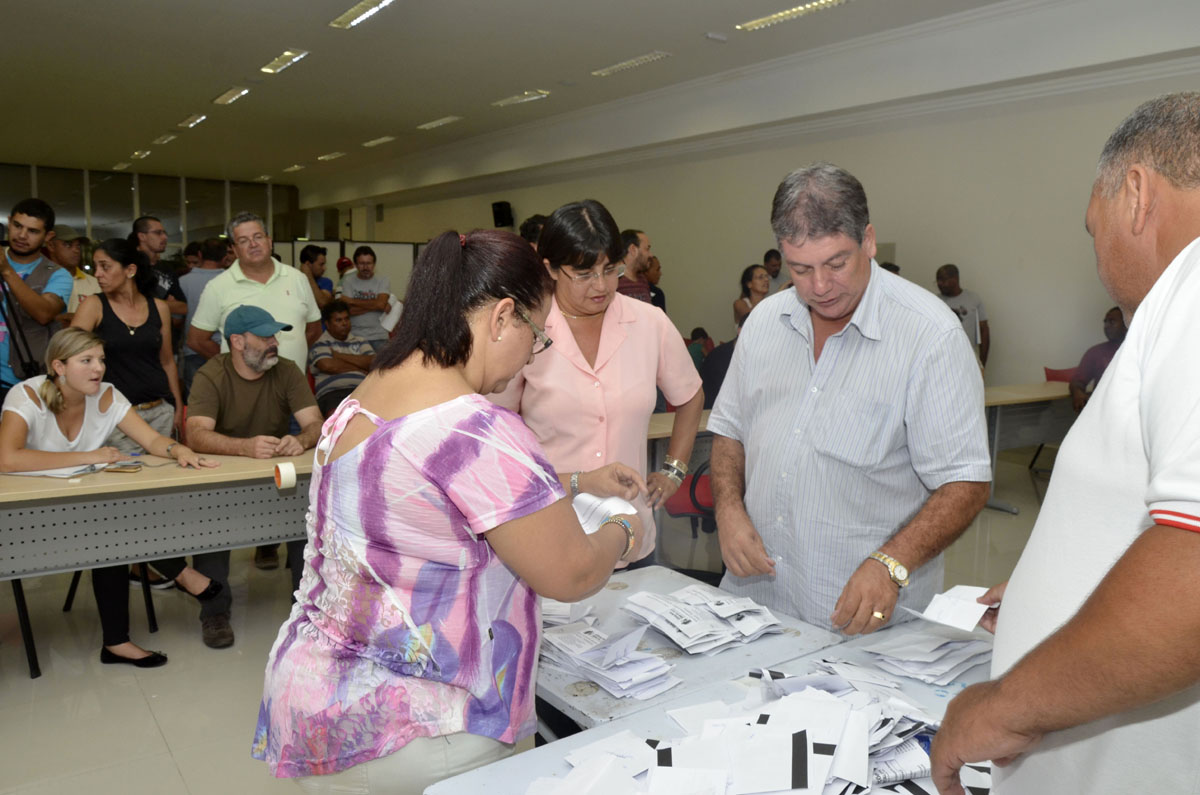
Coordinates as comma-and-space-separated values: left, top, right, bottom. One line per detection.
782, 259, 884, 343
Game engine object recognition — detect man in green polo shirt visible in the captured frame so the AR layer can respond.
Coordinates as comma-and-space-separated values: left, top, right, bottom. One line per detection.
186, 305, 322, 648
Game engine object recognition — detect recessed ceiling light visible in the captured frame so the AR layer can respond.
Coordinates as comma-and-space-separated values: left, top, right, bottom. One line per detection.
212, 87, 250, 105
112, 162, 131, 171
329, 0, 395, 29
152, 134, 177, 145
591, 51, 671, 78
260, 49, 309, 74
254, 175, 272, 182
282, 164, 305, 173
316, 151, 346, 161
131, 150, 151, 160
736, 0, 851, 31
492, 90, 550, 107
177, 114, 207, 129
361, 135, 396, 148
416, 116, 463, 130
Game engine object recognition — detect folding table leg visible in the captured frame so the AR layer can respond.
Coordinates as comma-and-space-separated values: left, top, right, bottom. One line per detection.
11, 579, 41, 679
62, 570, 82, 612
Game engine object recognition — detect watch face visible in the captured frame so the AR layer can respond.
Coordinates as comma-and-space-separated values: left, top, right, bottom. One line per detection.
894, 564, 909, 581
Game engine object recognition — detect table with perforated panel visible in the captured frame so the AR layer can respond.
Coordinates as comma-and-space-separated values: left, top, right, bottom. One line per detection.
0, 452, 312, 676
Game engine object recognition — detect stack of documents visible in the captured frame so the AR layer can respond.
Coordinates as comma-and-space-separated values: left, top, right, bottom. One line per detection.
621, 584, 782, 656
858, 625, 992, 687
542, 598, 595, 628
541, 622, 681, 700
527, 665, 993, 795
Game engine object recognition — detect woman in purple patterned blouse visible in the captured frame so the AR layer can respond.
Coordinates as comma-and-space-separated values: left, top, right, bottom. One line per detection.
253, 229, 648, 793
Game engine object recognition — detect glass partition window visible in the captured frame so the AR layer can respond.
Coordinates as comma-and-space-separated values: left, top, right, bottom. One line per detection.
89, 170, 134, 243
186, 178, 227, 242
139, 174, 182, 249
0, 164, 32, 239
36, 167, 86, 232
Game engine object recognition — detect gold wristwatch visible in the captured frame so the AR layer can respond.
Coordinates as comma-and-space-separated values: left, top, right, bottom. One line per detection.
868, 551, 910, 587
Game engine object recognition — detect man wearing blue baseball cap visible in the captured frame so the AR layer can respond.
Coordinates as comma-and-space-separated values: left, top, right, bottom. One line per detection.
185, 304, 321, 648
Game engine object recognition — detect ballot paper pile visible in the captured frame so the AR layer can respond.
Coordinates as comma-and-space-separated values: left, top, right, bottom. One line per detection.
526, 666, 992, 795
542, 598, 595, 628
857, 626, 992, 687
621, 584, 782, 656
541, 623, 682, 700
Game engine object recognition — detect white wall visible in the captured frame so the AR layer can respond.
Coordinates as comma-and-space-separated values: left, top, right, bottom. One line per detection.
364, 75, 1195, 386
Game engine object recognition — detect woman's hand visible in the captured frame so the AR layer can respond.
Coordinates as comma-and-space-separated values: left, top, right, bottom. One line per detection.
646, 469, 682, 509
580, 463, 648, 501
90, 447, 123, 465
175, 446, 219, 469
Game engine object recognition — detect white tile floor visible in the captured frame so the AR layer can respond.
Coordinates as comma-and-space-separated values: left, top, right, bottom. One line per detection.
0, 448, 1050, 793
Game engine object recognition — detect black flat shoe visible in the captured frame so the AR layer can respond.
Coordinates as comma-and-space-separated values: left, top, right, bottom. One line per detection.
100, 647, 168, 668
185, 579, 223, 602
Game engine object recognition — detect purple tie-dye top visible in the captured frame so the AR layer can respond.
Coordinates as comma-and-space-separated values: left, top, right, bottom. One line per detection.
252, 395, 564, 778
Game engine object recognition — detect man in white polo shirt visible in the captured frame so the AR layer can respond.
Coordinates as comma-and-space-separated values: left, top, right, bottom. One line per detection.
186, 211, 320, 372
933, 92, 1200, 794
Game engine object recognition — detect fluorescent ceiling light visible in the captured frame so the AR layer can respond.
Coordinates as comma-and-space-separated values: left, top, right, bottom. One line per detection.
329, 0, 395, 29
492, 90, 550, 107
212, 86, 250, 105
416, 115, 463, 130
317, 151, 346, 161
260, 48, 309, 74
177, 114, 207, 129
152, 134, 177, 145
112, 162, 131, 171
131, 150, 151, 160
361, 135, 396, 148
591, 51, 671, 78
254, 175, 272, 182
282, 164, 305, 173
736, 0, 851, 31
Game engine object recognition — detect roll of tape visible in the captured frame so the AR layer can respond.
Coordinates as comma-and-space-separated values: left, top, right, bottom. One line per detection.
274, 462, 296, 489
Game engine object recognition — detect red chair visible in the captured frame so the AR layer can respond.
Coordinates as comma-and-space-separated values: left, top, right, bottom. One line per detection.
663, 461, 714, 539
1029, 366, 1079, 471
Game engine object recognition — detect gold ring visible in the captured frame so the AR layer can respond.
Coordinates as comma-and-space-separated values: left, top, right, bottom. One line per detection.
872, 611, 886, 621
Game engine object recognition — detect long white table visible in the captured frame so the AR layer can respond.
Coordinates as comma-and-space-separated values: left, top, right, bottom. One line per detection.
431, 623, 991, 794
537, 566, 841, 729
0, 452, 312, 677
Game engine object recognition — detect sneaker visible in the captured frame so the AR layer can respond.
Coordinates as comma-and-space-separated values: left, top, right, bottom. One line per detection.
129, 565, 175, 591
200, 613, 235, 649
254, 545, 280, 570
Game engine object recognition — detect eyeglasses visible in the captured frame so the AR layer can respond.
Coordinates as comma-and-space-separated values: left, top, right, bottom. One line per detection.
563, 263, 625, 284
515, 307, 553, 355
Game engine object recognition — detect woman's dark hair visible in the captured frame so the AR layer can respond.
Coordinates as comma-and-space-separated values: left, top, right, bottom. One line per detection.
375, 229, 551, 369
537, 199, 624, 273
740, 264, 767, 299
96, 238, 156, 297
689, 327, 709, 341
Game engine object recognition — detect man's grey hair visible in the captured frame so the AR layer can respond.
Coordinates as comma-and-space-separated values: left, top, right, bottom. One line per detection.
770, 162, 870, 245
225, 211, 267, 241
1096, 92, 1200, 197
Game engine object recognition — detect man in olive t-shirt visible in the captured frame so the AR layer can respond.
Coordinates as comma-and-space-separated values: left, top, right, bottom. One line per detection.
186, 306, 321, 648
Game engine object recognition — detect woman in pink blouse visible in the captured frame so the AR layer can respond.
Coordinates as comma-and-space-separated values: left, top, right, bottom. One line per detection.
497, 199, 704, 565
253, 229, 647, 794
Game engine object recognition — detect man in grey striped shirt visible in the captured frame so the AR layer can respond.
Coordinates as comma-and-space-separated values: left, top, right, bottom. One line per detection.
708, 163, 991, 634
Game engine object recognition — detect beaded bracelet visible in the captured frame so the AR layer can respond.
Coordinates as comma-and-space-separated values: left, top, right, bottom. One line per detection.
570, 471, 581, 497
599, 516, 636, 560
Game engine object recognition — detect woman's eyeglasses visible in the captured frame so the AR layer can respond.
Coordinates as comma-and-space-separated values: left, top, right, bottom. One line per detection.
563, 263, 625, 284
515, 307, 553, 355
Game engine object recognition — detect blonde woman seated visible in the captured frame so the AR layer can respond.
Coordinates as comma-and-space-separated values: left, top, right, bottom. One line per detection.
0, 328, 219, 667
253, 229, 647, 794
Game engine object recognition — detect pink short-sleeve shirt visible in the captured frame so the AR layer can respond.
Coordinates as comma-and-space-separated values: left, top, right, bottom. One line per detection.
497, 294, 701, 558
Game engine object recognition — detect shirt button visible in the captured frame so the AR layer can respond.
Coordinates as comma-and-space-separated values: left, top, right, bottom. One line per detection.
794, 428, 801, 434
810, 386, 818, 393
594, 381, 600, 387
776, 515, 783, 522
595, 451, 602, 458
781, 472, 788, 478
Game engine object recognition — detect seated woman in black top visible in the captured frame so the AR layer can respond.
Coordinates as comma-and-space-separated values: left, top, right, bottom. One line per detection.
72, 239, 215, 602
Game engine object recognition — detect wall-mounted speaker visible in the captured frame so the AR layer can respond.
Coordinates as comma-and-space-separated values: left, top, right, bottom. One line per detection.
492, 200, 514, 228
